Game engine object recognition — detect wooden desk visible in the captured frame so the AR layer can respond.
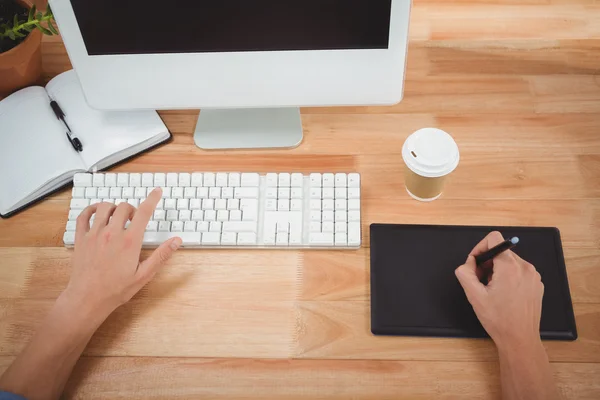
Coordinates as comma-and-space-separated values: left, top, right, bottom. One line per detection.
1, 1, 600, 398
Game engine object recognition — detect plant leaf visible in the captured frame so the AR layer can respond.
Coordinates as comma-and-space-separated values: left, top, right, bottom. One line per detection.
28, 5, 36, 22
36, 12, 43, 21
13, 14, 19, 27
7, 30, 15, 40
14, 31, 25, 38
37, 25, 52, 35
24, 25, 34, 32
47, 21, 58, 35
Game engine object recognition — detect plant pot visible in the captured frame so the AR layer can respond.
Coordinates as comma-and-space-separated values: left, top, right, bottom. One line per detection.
0, 1, 43, 97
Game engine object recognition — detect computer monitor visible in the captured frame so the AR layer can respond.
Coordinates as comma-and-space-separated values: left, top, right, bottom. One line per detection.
50, 0, 411, 149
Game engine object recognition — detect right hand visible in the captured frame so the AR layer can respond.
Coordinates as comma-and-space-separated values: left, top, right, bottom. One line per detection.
455, 231, 545, 350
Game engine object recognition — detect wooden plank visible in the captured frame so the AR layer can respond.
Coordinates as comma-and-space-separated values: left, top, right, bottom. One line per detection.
294, 302, 600, 363
0, 356, 598, 400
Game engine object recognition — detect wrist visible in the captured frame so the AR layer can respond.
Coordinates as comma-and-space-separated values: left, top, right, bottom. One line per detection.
55, 289, 113, 331
496, 335, 546, 362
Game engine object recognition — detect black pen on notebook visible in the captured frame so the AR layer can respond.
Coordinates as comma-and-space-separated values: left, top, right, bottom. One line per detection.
50, 100, 83, 152
475, 237, 520, 266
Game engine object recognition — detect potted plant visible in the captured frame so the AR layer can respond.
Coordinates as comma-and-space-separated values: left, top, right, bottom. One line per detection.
0, 0, 57, 97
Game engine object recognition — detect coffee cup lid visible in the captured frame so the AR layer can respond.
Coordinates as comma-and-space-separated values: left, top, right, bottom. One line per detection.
402, 128, 460, 178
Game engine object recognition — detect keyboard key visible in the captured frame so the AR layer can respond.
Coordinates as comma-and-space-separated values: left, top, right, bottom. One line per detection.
322, 211, 334, 222
68, 209, 83, 220
310, 188, 321, 199
209, 221, 222, 232
215, 199, 227, 210
179, 210, 191, 221
204, 210, 216, 221
190, 199, 202, 210
72, 187, 85, 198
290, 199, 302, 211
172, 187, 184, 199
70, 199, 89, 209
202, 232, 221, 245
335, 233, 347, 246
161, 187, 171, 198
222, 221, 258, 232
164, 199, 176, 210
65, 221, 77, 231
277, 222, 289, 233
310, 211, 321, 222
278, 188, 290, 199
228, 173, 241, 187
109, 187, 122, 199
90, 199, 102, 205
348, 199, 361, 210
196, 221, 209, 232
222, 187, 234, 199
322, 188, 334, 199
167, 173, 178, 187
191, 173, 203, 187
309, 173, 321, 187
335, 173, 347, 187
278, 173, 291, 187
146, 221, 159, 232
348, 222, 361, 245
348, 173, 360, 188
177, 199, 189, 210
197, 187, 209, 198
191, 210, 204, 221
335, 222, 347, 233
234, 187, 259, 199
335, 211, 347, 222
92, 174, 105, 187
291, 188, 303, 199
335, 188, 347, 199
141, 173, 154, 187
204, 173, 216, 187
209, 187, 221, 199
322, 173, 334, 187
122, 187, 135, 198
216, 173, 228, 187
291, 173, 303, 187
154, 210, 166, 221
135, 187, 147, 199
322, 221, 334, 232
154, 173, 166, 187
156, 199, 164, 209
158, 221, 171, 232
127, 173, 140, 187
241, 173, 260, 187
184, 221, 196, 232
179, 173, 191, 187
97, 187, 110, 198
202, 199, 214, 210
310, 199, 321, 210
310, 222, 321, 232
335, 199, 347, 210
348, 211, 361, 222
115, 199, 127, 206
166, 210, 179, 221
221, 232, 237, 246
323, 199, 334, 211
266, 188, 278, 199
117, 173, 129, 187
238, 232, 257, 245
184, 187, 197, 198
266, 173, 278, 187
171, 221, 184, 232
278, 199, 290, 211
217, 210, 229, 221
309, 232, 334, 246
63, 231, 75, 245
227, 199, 240, 210
229, 210, 242, 221
276, 233, 288, 246
73, 173, 92, 187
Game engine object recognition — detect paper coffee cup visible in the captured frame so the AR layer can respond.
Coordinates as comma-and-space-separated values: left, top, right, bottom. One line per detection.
402, 128, 460, 202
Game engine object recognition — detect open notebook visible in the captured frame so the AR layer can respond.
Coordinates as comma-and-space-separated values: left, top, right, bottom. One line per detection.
0, 70, 171, 218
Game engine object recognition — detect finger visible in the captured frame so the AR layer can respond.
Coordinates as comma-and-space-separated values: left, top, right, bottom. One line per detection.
136, 237, 182, 283
90, 203, 117, 232
110, 203, 136, 230
75, 203, 99, 244
455, 256, 487, 303
469, 231, 515, 264
129, 188, 162, 236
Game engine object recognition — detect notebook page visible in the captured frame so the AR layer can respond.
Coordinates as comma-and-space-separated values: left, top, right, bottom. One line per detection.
0, 86, 84, 215
46, 71, 169, 171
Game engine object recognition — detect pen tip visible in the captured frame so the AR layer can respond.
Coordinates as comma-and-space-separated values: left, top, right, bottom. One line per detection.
511, 237, 520, 245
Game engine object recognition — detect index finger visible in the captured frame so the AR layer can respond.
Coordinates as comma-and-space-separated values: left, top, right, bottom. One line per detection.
469, 231, 515, 264
128, 188, 162, 235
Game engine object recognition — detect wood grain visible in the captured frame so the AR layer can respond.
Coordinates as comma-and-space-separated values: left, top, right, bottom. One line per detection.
1, 0, 600, 398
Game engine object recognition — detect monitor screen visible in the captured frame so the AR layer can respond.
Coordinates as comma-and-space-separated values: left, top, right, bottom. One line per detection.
70, 0, 392, 55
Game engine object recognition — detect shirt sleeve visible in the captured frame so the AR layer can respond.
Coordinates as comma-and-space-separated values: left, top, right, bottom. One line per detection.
0, 392, 28, 400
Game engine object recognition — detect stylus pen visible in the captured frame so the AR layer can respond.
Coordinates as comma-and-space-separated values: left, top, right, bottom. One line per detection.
475, 237, 520, 266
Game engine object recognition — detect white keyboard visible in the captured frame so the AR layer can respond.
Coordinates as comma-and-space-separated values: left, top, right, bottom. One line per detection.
64, 172, 361, 249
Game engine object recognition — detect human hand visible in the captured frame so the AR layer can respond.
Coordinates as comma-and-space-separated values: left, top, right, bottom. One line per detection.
455, 231, 544, 351
62, 188, 182, 322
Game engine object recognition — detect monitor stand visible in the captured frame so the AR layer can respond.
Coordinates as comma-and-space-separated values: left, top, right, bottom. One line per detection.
194, 108, 303, 150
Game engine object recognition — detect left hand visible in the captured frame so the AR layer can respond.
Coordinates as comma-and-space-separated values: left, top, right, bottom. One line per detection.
62, 188, 181, 320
